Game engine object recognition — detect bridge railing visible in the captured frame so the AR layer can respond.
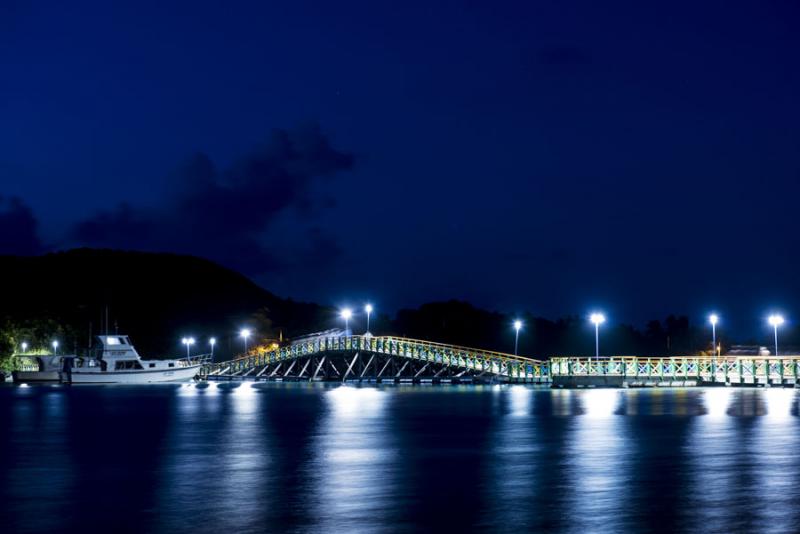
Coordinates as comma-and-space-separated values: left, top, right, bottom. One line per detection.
550, 355, 800, 382
204, 335, 548, 379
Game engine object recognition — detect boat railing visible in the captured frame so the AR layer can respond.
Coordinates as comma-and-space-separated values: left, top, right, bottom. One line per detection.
182, 353, 212, 366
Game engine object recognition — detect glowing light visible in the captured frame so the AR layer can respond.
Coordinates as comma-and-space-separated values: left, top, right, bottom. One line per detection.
509, 385, 532, 416
514, 320, 523, 331
703, 388, 731, 418
52, 340, 59, 354
364, 304, 373, 314
709, 314, 719, 326
340, 308, 353, 320
209, 337, 216, 346
327, 386, 385, 418
20, 342, 28, 352
764, 389, 794, 421
768, 314, 785, 327
590, 313, 606, 325
240, 329, 251, 339
582, 389, 619, 418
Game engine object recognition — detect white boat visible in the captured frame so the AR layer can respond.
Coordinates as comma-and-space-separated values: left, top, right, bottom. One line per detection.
66, 335, 204, 384
13, 336, 204, 384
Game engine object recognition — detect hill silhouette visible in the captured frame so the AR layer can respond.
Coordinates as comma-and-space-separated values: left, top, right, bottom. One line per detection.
0, 249, 334, 360
0, 248, 743, 362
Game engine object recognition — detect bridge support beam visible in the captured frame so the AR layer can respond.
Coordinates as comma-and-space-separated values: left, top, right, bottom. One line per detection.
343, 352, 359, 382
311, 357, 326, 381
377, 357, 392, 378
395, 361, 410, 378
360, 354, 375, 378
283, 360, 297, 377
297, 358, 311, 378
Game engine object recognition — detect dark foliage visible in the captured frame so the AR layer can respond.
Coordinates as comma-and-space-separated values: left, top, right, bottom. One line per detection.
0, 249, 335, 360
0, 249, 733, 360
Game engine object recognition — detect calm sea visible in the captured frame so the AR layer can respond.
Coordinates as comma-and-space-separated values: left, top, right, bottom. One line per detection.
1, 383, 799, 533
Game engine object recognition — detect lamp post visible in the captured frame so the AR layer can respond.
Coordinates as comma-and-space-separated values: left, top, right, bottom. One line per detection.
52, 340, 59, 356
182, 337, 195, 358
590, 313, 606, 360
341, 308, 353, 334
768, 315, 785, 357
709, 314, 719, 359
240, 329, 251, 355
209, 337, 216, 358
364, 304, 373, 334
21, 342, 28, 354
513, 320, 522, 356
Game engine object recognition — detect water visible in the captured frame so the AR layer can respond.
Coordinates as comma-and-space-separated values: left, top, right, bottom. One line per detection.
2, 383, 800, 533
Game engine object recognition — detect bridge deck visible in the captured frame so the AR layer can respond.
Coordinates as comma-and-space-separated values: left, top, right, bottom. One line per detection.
203, 335, 548, 382
203, 337, 800, 387
550, 356, 800, 387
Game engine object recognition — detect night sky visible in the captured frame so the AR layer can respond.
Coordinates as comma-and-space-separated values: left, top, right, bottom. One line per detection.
2, 1, 799, 335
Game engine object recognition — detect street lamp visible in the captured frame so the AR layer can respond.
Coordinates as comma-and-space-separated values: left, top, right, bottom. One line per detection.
20, 341, 28, 354
513, 320, 523, 356
590, 313, 606, 360
240, 329, 251, 354
182, 337, 195, 358
709, 314, 719, 358
341, 308, 353, 334
52, 340, 59, 355
364, 304, 373, 334
768, 314, 785, 356
209, 337, 216, 357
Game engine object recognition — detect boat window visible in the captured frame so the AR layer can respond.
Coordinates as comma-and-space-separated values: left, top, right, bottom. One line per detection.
149, 363, 155, 368
114, 360, 144, 370
168, 363, 175, 368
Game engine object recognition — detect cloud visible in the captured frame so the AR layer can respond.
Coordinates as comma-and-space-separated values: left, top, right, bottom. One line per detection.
0, 196, 43, 255
71, 124, 354, 273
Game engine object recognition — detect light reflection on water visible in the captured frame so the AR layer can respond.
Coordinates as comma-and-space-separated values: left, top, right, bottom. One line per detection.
2, 384, 800, 533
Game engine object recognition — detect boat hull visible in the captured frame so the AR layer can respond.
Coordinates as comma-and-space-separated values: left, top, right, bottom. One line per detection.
67, 365, 201, 384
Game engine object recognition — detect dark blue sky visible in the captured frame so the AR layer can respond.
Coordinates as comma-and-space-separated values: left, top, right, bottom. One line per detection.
2, 0, 799, 335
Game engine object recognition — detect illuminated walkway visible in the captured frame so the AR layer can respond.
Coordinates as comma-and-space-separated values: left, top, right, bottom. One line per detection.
202, 335, 548, 383
550, 356, 800, 387
204, 336, 800, 387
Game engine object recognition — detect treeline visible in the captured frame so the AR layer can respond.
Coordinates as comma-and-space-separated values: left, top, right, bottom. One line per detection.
0, 249, 786, 364
380, 300, 713, 357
